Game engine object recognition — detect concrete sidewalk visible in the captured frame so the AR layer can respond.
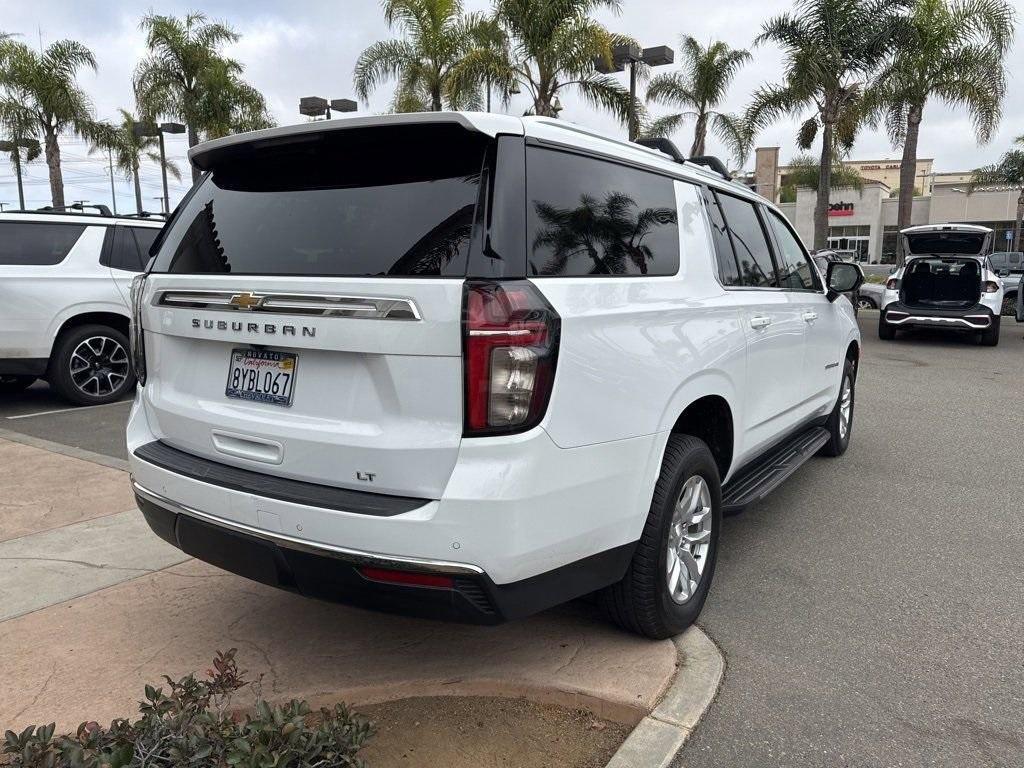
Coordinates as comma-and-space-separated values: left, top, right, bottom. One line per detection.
0, 438, 681, 736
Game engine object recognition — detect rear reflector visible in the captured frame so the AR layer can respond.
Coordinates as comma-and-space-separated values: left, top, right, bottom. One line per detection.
359, 567, 454, 589
983, 281, 1000, 293
886, 278, 900, 290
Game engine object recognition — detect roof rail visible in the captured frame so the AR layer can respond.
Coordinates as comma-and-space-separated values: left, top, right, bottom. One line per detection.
121, 211, 167, 220
38, 203, 114, 217
633, 137, 733, 181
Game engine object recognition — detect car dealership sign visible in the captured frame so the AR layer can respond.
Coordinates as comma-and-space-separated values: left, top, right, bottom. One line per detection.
828, 201, 855, 217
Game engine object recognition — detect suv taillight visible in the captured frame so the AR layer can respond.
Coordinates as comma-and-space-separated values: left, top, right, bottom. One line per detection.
983, 280, 1000, 293
886, 278, 900, 290
129, 274, 147, 386
462, 281, 560, 436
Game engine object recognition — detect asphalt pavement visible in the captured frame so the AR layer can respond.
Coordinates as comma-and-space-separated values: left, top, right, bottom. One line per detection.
676, 314, 1024, 767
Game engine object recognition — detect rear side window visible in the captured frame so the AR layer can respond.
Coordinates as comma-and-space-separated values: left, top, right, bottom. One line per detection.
526, 147, 679, 276
0, 222, 86, 265
715, 192, 778, 287
703, 188, 742, 286
106, 226, 155, 272
132, 228, 159, 267
152, 125, 488, 277
766, 210, 820, 291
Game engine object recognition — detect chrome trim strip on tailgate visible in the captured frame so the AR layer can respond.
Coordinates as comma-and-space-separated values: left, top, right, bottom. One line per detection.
157, 290, 421, 320
132, 479, 484, 576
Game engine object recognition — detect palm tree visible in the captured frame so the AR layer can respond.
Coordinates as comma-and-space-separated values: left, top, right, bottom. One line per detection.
870, 0, 1014, 233
354, 0, 487, 112
778, 154, 864, 203
746, 0, 904, 249
972, 135, 1024, 250
90, 109, 182, 215
134, 12, 273, 182
644, 36, 751, 164
0, 37, 98, 208
450, 0, 636, 125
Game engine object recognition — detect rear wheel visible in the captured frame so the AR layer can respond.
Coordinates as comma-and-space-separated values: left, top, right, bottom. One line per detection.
1001, 294, 1016, 316
979, 316, 1000, 346
820, 360, 855, 457
0, 375, 35, 395
600, 434, 721, 639
48, 324, 135, 406
857, 296, 876, 310
878, 314, 896, 340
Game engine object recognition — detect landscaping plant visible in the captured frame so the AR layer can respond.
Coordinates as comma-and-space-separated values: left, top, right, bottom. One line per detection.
2, 650, 373, 768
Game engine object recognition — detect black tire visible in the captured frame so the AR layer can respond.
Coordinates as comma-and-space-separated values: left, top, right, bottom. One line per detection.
1001, 294, 1016, 317
878, 314, 896, 340
820, 359, 855, 457
600, 434, 722, 639
48, 324, 135, 406
857, 297, 876, 310
979, 316, 1000, 346
0, 375, 35, 395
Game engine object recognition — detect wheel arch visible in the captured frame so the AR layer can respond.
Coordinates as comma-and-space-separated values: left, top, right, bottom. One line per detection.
667, 394, 735, 481
51, 311, 130, 351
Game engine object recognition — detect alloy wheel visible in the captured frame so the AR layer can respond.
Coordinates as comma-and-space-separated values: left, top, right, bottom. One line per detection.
838, 375, 853, 440
666, 475, 714, 604
69, 335, 129, 398
857, 298, 874, 310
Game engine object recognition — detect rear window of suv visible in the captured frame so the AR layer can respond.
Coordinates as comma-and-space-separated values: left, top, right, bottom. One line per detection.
151, 125, 489, 277
0, 221, 86, 265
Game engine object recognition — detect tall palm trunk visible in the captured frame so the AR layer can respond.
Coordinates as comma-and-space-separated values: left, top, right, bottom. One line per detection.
814, 120, 833, 250
132, 166, 143, 214
690, 110, 708, 157
1014, 189, 1024, 252
897, 104, 922, 231
187, 124, 200, 183
43, 128, 65, 209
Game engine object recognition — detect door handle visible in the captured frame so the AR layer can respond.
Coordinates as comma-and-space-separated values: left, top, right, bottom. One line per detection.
750, 316, 772, 329
802, 311, 818, 323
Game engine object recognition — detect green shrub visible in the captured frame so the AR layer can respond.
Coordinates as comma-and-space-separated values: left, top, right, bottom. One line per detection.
3, 650, 373, 768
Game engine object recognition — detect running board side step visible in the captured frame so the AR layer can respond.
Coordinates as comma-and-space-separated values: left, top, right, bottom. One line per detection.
721, 427, 830, 513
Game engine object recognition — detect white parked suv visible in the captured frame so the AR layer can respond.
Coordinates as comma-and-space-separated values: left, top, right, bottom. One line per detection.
128, 113, 862, 638
0, 209, 164, 403
879, 224, 1004, 345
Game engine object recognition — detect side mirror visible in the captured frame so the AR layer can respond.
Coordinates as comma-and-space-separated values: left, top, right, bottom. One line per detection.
826, 262, 864, 301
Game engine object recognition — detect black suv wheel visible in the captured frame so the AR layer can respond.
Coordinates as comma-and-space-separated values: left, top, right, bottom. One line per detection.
48, 324, 136, 405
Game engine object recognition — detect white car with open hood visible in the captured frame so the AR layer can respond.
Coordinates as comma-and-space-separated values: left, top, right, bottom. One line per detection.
879, 224, 1004, 345
127, 112, 862, 638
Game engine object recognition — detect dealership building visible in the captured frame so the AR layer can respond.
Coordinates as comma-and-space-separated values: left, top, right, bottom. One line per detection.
745, 147, 1023, 263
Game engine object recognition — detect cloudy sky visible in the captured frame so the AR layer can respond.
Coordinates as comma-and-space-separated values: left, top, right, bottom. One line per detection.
2, 0, 1023, 212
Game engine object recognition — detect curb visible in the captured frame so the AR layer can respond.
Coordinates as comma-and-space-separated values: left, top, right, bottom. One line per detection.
0, 426, 129, 472
605, 626, 724, 768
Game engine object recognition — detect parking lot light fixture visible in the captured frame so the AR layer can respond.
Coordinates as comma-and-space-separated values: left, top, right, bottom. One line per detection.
300, 97, 357, 120
596, 42, 675, 141
132, 122, 185, 215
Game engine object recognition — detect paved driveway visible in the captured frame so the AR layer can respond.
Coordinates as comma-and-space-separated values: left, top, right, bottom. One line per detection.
676, 317, 1024, 767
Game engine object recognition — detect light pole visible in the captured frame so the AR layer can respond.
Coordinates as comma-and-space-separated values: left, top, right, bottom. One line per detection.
299, 97, 357, 120
132, 121, 185, 214
596, 44, 674, 142
0, 137, 41, 210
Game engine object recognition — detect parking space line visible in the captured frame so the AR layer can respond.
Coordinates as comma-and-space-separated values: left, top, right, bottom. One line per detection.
5, 400, 131, 420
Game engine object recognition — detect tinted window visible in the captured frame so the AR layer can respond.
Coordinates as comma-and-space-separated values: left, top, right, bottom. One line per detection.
716, 193, 778, 287
906, 231, 987, 255
0, 222, 85, 265
527, 148, 679, 276
107, 226, 145, 271
703, 188, 742, 286
152, 125, 488, 276
766, 210, 820, 290
132, 227, 160, 266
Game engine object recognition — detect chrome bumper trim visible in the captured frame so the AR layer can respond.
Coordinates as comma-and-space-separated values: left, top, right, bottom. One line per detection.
131, 479, 483, 576
884, 313, 991, 329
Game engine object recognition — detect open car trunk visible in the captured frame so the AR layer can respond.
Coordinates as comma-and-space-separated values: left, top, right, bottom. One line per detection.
900, 257, 982, 309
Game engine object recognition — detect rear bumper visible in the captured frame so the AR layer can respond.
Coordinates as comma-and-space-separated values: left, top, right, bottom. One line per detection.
134, 480, 633, 624
881, 303, 995, 330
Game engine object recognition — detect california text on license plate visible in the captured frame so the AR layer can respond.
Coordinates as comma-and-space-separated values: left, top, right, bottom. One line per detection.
225, 349, 297, 407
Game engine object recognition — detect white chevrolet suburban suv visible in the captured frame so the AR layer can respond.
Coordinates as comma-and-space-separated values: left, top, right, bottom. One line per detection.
128, 113, 862, 639
0, 209, 163, 403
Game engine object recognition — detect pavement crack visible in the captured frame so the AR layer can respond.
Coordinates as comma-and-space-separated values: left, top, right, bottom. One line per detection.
0, 556, 156, 573
10, 668, 56, 725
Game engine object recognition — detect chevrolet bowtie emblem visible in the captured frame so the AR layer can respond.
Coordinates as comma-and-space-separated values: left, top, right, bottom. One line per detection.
228, 292, 264, 310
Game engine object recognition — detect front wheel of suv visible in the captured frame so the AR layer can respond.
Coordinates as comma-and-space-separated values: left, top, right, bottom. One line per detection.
48, 324, 136, 406
600, 434, 722, 639
979, 316, 1000, 346
820, 359, 855, 457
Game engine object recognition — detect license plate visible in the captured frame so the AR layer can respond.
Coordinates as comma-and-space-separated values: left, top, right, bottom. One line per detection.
225, 349, 297, 407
